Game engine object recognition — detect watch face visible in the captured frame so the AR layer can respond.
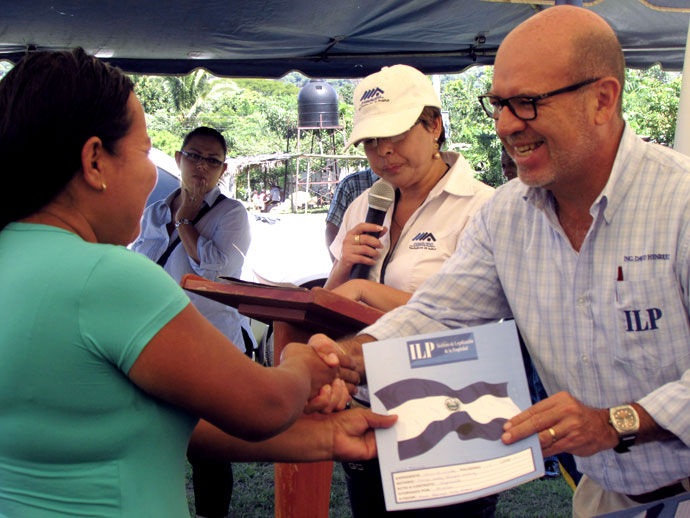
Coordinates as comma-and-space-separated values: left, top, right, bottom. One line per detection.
612, 407, 638, 432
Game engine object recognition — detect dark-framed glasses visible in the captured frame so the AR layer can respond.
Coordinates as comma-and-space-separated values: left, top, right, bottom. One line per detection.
361, 120, 423, 149
477, 78, 601, 121
180, 150, 225, 168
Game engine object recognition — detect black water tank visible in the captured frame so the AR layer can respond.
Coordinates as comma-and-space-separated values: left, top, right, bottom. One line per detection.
298, 80, 339, 128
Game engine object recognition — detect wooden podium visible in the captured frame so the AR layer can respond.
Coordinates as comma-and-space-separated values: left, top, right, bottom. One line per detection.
180, 274, 383, 518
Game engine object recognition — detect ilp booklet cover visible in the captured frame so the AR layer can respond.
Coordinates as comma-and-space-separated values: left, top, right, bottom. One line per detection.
363, 320, 544, 511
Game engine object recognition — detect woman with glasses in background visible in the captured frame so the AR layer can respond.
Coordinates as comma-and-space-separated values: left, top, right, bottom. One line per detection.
132, 127, 255, 518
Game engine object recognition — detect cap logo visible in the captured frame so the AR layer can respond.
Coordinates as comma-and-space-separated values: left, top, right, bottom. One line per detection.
359, 87, 384, 102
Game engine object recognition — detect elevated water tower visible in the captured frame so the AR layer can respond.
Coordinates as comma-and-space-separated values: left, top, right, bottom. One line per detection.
298, 79, 339, 128
293, 80, 344, 211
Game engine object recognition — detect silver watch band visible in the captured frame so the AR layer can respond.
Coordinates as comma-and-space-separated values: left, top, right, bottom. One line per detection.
175, 218, 194, 228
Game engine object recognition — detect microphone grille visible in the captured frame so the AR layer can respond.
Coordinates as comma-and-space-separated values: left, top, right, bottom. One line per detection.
368, 180, 395, 212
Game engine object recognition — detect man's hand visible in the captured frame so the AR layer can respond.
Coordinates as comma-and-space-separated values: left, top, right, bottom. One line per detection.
501, 391, 618, 457
309, 333, 364, 388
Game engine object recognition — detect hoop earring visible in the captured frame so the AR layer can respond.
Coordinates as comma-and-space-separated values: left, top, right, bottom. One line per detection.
433, 138, 441, 159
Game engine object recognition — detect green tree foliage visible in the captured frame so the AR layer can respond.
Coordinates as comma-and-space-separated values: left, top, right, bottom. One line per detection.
131, 75, 172, 114
149, 128, 182, 157
442, 67, 504, 187
131, 65, 682, 196
623, 66, 681, 146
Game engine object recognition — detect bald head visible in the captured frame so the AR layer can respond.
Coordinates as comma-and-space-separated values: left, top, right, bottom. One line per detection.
496, 6, 625, 111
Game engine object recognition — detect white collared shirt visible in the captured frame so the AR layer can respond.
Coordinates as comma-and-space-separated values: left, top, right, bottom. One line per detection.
132, 186, 254, 352
331, 151, 494, 293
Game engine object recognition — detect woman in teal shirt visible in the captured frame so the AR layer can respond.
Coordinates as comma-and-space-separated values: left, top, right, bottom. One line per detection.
0, 48, 394, 517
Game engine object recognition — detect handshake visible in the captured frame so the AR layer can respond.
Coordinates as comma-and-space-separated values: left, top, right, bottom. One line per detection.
279, 332, 395, 461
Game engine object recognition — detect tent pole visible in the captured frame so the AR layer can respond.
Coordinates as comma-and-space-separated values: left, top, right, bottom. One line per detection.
674, 18, 690, 156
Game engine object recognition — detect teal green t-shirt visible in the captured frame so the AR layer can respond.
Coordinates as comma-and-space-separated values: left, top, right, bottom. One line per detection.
0, 223, 196, 517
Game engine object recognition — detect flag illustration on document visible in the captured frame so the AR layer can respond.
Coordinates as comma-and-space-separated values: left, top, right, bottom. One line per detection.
374, 379, 520, 460
363, 321, 543, 511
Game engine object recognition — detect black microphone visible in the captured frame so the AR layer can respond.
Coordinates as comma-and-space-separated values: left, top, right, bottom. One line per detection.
350, 180, 395, 280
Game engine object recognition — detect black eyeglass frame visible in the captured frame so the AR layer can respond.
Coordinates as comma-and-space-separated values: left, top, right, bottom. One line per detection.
179, 150, 225, 168
477, 78, 601, 121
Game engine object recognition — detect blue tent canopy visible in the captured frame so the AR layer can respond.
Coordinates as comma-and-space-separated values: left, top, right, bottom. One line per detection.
0, 0, 688, 78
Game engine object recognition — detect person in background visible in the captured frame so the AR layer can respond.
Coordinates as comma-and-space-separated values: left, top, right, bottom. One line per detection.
325, 64, 495, 518
251, 190, 261, 211
325, 167, 379, 259
263, 183, 282, 213
323, 6, 690, 517
0, 47, 395, 518
500, 145, 518, 181
132, 126, 255, 518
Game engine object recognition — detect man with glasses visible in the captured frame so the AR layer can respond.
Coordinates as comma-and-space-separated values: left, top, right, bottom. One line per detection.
325, 5, 690, 516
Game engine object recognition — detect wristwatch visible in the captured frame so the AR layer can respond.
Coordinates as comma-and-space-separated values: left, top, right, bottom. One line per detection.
609, 404, 639, 453
175, 218, 193, 229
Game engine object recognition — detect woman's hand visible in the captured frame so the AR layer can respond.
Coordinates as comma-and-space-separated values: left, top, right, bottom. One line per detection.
340, 223, 387, 272
326, 408, 397, 461
332, 280, 413, 313
303, 378, 351, 414
280, 342, 340, 401
324, 223, 388, 290
176, 178, 207, 221
331, 279, 367, 303
187, 407, 397, 463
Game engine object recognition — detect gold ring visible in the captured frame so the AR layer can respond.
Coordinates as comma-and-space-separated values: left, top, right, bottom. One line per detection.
354, 234, 360, 245
548, 427, 557, 443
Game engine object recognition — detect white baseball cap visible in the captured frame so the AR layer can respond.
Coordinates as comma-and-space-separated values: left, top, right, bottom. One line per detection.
345, 64, 441, 149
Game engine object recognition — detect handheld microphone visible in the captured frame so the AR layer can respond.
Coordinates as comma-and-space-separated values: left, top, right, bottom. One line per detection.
349, 180, 395, 280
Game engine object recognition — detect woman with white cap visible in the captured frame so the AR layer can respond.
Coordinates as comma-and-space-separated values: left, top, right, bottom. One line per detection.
325, 64, 497, 517
326, 64, 494, 311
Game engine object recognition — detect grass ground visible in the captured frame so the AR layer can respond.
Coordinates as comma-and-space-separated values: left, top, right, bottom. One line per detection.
186, 461, 573, 517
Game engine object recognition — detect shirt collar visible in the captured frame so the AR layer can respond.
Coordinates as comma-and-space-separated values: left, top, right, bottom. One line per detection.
435, 151, 485, 197
595, 123, 642, 224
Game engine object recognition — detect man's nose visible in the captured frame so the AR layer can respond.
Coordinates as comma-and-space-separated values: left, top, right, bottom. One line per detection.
495, 107, 527, 138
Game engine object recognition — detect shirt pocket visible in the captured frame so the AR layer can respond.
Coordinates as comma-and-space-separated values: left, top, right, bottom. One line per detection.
614, 275, 690, 374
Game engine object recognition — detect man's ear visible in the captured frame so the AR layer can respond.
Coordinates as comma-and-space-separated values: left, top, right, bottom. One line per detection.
592, 77, 621, 125
80, 136, 107, 190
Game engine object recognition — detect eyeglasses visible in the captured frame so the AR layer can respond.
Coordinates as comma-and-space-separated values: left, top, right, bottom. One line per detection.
477, 78, 600, 121
180, 150, 225, 168
361, 120, 423, 149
